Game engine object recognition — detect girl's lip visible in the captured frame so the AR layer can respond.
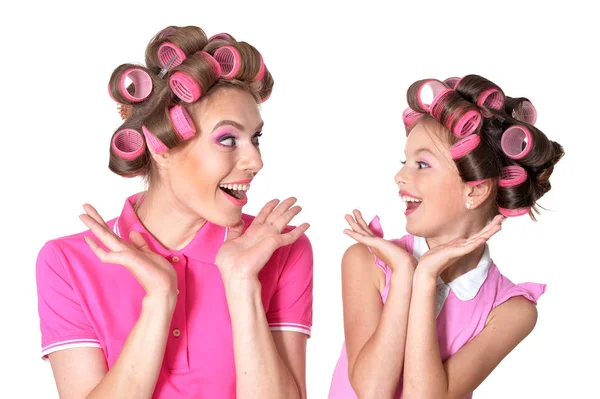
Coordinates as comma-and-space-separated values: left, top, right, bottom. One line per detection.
399, 190, 422, 200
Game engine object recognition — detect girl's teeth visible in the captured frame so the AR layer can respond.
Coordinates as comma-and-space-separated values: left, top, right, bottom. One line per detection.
220, 183, 250, 191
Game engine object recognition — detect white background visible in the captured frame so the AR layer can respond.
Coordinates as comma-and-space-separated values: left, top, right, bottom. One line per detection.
1, 0, 598, 397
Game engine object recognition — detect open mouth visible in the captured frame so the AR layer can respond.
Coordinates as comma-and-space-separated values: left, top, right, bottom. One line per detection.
400, 194, 423, 214
219, 183, 250, 201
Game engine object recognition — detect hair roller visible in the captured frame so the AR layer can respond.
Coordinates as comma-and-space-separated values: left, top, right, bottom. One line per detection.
158, 42, 187, 69
430, 90, 482, 138
253, 65, 274, 103
444, 77, 460, 89
108, 64, 155, 104
111, 128, 146, 160
450, 133, 481, 159
498, 166, 528, 187
168, 51, 222, 103
407, 79, 450, 113
454, 74, 505, 110
142, 126, 168, 153
505, 96, 537, 125
169, 105, 196, 140
213, 45, 241, 79
254, 53, 266, 81
209, 33, 235, 42
402, 107, 425, 131
501, 125, 533, 160
498, 206, 531, 217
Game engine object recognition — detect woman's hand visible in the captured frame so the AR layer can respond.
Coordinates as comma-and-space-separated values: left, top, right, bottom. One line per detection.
79, 204, 178, 300
344, 210, 417, 271
215, 197, 309, 282
417, 215, 504, 278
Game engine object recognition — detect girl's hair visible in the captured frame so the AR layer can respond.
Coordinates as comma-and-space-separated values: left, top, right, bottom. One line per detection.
107, 26, 273, 183
404, 75, 563, 220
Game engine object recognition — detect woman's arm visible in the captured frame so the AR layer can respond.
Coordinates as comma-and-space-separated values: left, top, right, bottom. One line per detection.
49, 294, 176, 399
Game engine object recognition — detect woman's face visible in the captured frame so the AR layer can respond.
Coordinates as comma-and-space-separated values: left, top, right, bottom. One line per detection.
163, 88, 264, 227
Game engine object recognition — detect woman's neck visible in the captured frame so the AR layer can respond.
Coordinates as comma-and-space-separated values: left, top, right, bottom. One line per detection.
134, 188, 207, 251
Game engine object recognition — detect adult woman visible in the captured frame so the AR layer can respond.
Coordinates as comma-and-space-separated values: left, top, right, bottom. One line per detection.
36, 25, 312, 399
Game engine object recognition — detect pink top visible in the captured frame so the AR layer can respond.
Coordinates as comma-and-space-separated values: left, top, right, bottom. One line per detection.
36, 193, 313, 398
329, 234, 545, 399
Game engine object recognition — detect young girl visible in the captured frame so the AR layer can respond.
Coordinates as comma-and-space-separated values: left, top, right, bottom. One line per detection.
329, 75, 563, 398
36, 26, 312, 399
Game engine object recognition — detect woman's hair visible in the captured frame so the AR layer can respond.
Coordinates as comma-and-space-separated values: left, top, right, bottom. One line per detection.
107, 26, 274, 183
404, 75, 564, 220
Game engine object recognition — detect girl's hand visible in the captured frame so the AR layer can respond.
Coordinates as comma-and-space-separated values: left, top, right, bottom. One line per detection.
344, 209, 417, 271
418, 215, 504, 278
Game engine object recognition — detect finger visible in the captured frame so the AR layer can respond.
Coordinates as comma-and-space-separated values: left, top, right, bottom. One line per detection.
254, 199, 280, 224
352, 210, 374, 237
83, 236, 126, 266
344, 214, 371, 235
279, 223, 310, 247
273, 205, 303, 232
343, 229, 378, 247
469, 215, 504, 241
82, 204, 111, 230
225, 219, 245, 241
80, 214, 127, 252
266, 197, 297, 225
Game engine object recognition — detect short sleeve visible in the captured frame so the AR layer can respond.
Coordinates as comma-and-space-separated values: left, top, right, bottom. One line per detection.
493, 282, 546, 308
266, 234, 313, 337
36, 242, 101, 359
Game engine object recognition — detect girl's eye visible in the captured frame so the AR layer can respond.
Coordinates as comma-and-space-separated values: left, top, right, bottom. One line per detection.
417, 161, 430, 169
400, 160, 406, 165
252, 132, 262, 146
220, 136, 236, 147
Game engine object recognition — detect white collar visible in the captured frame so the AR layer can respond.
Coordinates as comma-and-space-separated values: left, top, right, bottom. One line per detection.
412, 236, 492, 301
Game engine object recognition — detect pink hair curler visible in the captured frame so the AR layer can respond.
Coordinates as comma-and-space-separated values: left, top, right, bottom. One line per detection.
417, 79, 449, 112
513, 100, 537, 125
402, 107, 424, 126
452, 109, 482, 138
169, 72, 201, 103
158, 42, 187, 69
213, 46, 241, 79
450, 133, 481, 159
142, 126, 168, 153
111, 129, 145, 160
501, 125, 533, 160
209, 33, 233, 41
117, 68, 153, 103
498, 166, 528, 187
467, 179, 486, 186
169, 105, 196, 140
195, 51, 222, 77
477, 87, 504, 110
498, 206, 530, 217
444, 77, 460, 89
254, 54, 266, 81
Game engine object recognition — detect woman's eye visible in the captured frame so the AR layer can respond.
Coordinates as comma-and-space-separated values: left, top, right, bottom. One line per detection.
252, 132, 262, 146
417, 161, 430, 169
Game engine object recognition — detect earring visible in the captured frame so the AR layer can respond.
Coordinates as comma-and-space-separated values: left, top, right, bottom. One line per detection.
466, 199, 475, 209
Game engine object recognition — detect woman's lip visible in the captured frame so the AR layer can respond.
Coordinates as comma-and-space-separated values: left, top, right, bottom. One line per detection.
220, 189, 248, 206
222, 179, 252, 185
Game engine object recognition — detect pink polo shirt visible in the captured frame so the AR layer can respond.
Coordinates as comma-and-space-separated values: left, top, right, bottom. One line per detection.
36, 193, 313, 398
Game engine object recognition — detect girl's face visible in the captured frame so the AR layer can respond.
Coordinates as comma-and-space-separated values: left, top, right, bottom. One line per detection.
161, 88, 264, 227
395, 121, 472, 238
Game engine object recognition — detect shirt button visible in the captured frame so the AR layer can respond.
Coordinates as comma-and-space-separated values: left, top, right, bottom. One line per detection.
172, 329, 181, 337
171, 256, 180, 263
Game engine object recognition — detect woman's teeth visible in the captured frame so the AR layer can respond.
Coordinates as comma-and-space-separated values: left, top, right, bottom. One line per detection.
219, 183, 250, 191
401, 195, 422, 203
